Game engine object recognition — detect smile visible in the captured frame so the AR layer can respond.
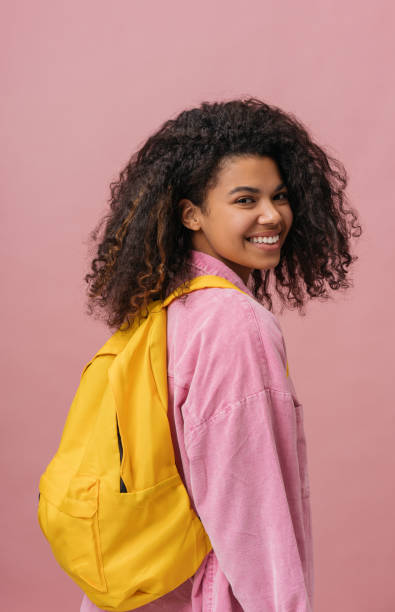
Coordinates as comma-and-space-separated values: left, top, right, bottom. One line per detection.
245, 236, 281, 251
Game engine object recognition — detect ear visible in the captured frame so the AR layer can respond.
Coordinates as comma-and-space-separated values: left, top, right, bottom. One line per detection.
178, 198, 201, 231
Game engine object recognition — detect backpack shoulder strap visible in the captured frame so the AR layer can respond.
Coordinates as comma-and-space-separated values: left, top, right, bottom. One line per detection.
162, 274, 249, 308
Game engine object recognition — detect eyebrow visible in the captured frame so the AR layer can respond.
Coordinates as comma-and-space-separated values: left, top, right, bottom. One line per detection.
228, 182, 286, 195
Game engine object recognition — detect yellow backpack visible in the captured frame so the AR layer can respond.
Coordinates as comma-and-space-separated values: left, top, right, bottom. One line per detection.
37, 274, 251, 611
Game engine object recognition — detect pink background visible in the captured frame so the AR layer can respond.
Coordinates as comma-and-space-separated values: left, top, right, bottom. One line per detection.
2, 1, 394, 610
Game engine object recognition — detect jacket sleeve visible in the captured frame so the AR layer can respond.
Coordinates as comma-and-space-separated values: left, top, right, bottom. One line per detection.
183, 297, 313, 611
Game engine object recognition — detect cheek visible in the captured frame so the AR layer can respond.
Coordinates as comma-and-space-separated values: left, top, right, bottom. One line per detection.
232, 214, 252, 236
220, 215, 247, 237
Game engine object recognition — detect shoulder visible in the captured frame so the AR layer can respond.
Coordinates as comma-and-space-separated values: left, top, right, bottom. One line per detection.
167, 287, 288, 391
168, 286, 260, 343
175, 287, 283, 352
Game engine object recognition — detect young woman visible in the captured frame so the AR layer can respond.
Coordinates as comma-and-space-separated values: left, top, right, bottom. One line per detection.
81, 98, 362, 611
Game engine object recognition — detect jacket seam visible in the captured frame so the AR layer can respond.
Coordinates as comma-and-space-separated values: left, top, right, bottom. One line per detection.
206, 550, 215, 612
184, 387, 293, 451
168, 374, 292, 405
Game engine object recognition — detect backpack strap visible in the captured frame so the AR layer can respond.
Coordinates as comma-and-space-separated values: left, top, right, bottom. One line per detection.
162, 274, 250, 308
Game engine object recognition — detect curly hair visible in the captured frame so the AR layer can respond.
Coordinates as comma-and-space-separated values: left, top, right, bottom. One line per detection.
84, 97, 362, 330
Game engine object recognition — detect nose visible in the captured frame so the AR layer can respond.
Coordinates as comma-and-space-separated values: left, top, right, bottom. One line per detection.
257, 199, 282, 225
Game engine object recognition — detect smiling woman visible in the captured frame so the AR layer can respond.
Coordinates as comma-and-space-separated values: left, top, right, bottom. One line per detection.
74, 97, 363, 612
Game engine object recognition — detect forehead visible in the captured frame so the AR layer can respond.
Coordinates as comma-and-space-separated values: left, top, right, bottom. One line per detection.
214, 155, 282, 190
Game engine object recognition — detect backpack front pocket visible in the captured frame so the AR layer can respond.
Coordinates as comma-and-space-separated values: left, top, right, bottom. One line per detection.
38, 472, 107, 593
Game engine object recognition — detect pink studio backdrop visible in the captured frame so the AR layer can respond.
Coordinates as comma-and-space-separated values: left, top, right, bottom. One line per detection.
1, 1, 394, 610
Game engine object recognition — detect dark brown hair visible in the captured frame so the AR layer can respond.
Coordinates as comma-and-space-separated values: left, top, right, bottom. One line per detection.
84, 97, 362, 330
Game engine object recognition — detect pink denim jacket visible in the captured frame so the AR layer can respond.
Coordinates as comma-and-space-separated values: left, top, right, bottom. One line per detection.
81, 249, 314, 612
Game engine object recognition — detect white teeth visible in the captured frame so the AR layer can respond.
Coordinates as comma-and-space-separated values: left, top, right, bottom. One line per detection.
248, 234, 280, 244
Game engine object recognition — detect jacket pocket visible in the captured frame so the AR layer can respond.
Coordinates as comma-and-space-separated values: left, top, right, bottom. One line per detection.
38, 471, 107, 593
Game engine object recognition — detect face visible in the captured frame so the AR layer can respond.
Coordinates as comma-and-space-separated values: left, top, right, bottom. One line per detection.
179, 155, 293, 284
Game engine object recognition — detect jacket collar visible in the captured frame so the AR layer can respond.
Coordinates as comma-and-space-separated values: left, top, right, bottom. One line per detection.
188, 249, 255, 299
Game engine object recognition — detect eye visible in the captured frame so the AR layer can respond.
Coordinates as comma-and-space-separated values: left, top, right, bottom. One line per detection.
275, 192, 288, 201
236, 192, 288, 204
236, 197, 255, 204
